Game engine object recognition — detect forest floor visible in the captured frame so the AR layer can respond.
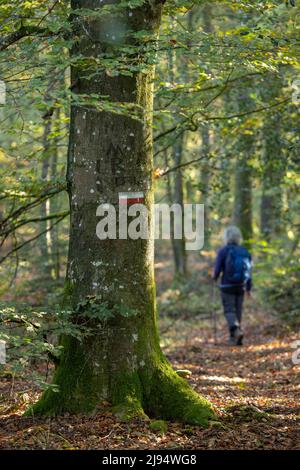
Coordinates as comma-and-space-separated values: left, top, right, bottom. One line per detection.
0, 300, 299, 449
0, 249, 300, 449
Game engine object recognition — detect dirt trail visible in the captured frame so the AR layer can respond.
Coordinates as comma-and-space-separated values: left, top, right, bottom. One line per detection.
0, 302, 299, 449
164, 302, 300, 449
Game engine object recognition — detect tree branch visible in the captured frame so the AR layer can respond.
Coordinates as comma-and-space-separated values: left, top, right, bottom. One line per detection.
0, 214, 68, 264
1, 211, 69, 241
159, 154, 214, 178
0, 25, 53, 52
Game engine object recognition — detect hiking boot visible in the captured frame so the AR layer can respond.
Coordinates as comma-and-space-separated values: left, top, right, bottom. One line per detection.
234, 327, 244, 346
228, 336, 236, 346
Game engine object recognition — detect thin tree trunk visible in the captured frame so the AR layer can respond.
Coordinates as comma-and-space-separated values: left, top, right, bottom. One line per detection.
233, 89, 254, 244
167, 25, 187, 278
30, 0, 213, 425
171, 133, 187, 277
200, 124, 211, 248
39, 117, 52, 278
49, 108, 61, 279
198, 4, 212, 249
233, 148, 253, 243
260, 112, 283, 240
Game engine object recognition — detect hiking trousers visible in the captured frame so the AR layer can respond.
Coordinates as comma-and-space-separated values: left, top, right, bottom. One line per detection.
221, 291, 244, 335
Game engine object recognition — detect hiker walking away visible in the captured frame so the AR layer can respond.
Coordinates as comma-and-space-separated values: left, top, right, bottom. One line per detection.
213, 226, 252, 346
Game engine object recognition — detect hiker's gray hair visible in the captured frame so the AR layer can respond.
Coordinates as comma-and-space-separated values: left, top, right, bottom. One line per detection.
224, 225, 242, 245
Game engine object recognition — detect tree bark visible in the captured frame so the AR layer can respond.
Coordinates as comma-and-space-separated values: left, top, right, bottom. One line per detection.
233, 146, 253, 243
39, 117, 52, 278
200, 124, 211, 248
233, 89, 254, 245
171, 133, 187, 277
199, 4, 213, 249
260, 113, 284, 240
29, 0, 214, 425
49, 108, 61, 279
167, 26, 187, 278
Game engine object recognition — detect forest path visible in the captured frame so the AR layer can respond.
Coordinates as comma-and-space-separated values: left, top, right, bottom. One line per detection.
0, 300, 299, 449
162, 299, 300, 449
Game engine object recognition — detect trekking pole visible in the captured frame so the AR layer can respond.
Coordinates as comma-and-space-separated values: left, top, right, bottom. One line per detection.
211, 280, 217, 344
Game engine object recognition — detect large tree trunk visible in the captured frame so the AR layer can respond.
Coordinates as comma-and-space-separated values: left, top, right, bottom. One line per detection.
29, 0, 213, 425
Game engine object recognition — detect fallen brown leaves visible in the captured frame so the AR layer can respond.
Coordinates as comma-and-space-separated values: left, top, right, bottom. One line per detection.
0, 307, 299, 450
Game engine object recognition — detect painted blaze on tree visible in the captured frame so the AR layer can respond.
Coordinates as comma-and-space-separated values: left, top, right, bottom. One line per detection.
30, 0, 214, 424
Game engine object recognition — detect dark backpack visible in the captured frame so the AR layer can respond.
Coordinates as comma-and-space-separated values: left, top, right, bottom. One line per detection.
224, 245, 251, 285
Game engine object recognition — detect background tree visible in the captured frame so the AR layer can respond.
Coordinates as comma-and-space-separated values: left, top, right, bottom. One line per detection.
232, 87, 255, 245
260, 76, 285, 240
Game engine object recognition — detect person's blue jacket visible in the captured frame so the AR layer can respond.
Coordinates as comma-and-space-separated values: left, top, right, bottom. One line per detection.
213, 243, 252, 293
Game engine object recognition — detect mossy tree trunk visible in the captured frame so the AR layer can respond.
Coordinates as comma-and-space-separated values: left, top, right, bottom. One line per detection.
30, 0, 214, 426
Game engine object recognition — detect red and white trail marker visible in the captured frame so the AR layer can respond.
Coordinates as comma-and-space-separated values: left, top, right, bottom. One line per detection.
119, 192, 145, 206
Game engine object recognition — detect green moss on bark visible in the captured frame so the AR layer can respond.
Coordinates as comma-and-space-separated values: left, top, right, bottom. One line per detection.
62, 280, 74, 308
149, 420, 167, 434
26, 330, 215, 426
111, 371, 147, 420
140, 355, 215, 427
26, 334, 109, 416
